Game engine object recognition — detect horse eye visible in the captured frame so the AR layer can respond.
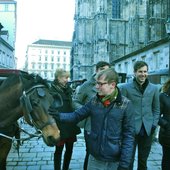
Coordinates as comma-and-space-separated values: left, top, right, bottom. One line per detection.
37, 88, 45, 97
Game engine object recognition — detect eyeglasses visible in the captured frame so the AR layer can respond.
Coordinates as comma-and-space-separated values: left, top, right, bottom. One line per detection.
96, 81, 108, 87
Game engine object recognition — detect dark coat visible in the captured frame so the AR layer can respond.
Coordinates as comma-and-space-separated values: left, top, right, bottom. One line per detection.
59, 90, 135, 169
50, 81, 81, 140
158, 92, 170, 147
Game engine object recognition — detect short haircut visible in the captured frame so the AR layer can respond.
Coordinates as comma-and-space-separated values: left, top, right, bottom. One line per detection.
95, 61, 110, 71
54, 69, 70, 79
133, 61, 148, 72
96, 68, 119, 84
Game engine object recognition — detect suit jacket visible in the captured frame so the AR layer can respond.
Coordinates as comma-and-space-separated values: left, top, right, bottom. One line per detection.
119, 80, 160, 136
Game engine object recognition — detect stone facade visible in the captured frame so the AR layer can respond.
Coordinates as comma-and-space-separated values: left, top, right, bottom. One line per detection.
71, 0, 169, 83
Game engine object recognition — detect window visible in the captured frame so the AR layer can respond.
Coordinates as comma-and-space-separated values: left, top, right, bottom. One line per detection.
45, 55, 48, 61
8, 4, 15, 11
51, 56, 54, 62
63, 57, 66, 62
44, 72, 47, 78
32, 63, 35, 69
45, 63, 47, 69
141, 55, 146, 61
51, 63, 54, 69
112, 0, 120, 18
0, 4, 5, 11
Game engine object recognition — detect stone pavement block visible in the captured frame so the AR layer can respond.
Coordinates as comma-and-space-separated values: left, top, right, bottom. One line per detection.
6, 124, 163, 170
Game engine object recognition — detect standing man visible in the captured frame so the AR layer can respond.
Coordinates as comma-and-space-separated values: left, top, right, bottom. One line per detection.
119, 61, 160, 170
50, 68, 135, 170
73, 61, 110, 170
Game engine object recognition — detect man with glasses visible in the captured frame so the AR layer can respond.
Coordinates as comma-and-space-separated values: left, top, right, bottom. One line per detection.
73, 61, 110, 170
50, 68, 135, 170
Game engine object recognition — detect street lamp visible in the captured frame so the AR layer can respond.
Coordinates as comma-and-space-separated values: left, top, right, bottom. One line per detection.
165, 15, 170, 76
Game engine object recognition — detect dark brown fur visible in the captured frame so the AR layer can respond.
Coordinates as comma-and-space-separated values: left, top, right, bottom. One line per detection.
0, 74, 60, 169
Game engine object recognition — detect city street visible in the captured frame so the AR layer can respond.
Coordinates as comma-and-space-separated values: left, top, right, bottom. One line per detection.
7, 123, 162, 170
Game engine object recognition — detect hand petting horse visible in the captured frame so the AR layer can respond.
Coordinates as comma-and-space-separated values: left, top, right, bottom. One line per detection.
0, 70, 62, 170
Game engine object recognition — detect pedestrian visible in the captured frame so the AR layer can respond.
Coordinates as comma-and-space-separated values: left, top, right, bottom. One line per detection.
158, 79, 170, 170
49, 68, 81, 170
119, 60, 160, 170
73, 61, 110, 170
50, 68, 135, 170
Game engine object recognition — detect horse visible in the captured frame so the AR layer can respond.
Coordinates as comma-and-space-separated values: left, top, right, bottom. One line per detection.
0, 71, 62, 169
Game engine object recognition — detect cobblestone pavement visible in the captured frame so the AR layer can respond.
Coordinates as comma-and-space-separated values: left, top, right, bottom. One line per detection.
6, 123, 162, 170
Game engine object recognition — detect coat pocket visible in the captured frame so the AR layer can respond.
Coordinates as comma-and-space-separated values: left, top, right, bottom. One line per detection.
104, 136, 121, 158
88, 132, 100, 157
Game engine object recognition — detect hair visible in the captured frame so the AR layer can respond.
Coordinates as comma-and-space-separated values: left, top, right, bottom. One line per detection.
133, 61, 148, 72
162, 79, 170, 94
95, 61, 110, 71
96, 68, 119, 84
54, 69, 70, 80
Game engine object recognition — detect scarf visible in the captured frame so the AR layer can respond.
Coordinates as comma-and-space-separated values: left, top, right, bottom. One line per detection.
99, 88, 118, 107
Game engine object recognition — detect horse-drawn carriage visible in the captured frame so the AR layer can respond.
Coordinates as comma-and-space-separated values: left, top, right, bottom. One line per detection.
0, 69, 62, 169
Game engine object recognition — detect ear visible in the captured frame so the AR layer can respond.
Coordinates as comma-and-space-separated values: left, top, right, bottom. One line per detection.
111, 82, 116, 88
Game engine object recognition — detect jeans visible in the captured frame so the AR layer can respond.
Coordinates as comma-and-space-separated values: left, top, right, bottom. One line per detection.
87, 155, 118, 170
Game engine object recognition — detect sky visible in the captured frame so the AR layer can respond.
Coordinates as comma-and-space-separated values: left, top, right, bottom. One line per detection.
15, 0, 75, 69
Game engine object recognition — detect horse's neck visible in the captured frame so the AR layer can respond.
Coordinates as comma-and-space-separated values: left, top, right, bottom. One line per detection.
0, 75, 23, 127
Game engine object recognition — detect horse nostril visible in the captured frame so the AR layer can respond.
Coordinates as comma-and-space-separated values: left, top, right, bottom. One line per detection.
47, 136, 59, 145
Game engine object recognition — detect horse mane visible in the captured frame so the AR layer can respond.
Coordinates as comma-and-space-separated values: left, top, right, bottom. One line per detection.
20, 72, 50, 91
0, 72, 49, 94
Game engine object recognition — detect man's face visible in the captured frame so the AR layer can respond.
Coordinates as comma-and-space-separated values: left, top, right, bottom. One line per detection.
96, 65, 110, 73
134, 66, 148, 85
96, 75, 116, 96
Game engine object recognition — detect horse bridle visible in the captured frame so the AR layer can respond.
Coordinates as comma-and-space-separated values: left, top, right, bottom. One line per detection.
20, 84, 56, 131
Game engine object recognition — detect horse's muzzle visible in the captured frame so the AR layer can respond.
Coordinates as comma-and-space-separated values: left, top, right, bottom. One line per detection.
43, 136, 61, 147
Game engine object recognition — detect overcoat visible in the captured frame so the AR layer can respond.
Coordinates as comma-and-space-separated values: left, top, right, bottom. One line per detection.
119, 80, 160, 136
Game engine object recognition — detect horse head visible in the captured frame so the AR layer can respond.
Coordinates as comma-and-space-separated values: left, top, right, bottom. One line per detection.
20, 74, 62, 146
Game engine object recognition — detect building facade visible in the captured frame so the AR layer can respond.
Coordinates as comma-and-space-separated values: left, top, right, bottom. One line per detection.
25, 39, 72, 81
0, 0, 17, 48
0, 23, 16, 68
71, 0, 169, 83
0, 0, 17, 69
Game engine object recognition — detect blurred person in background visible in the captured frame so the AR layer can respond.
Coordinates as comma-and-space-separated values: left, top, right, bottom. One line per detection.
73, 61, 110, 170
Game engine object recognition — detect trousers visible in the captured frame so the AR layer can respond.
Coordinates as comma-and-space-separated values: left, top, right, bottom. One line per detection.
87, 155, 118, 170
54, 141, 74, 170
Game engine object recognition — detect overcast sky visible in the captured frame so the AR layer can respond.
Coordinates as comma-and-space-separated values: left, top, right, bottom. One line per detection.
15, 0, 75, 69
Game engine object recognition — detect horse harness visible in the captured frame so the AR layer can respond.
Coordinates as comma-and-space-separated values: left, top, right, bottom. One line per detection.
20, 84, 56, 131
0, 84, 55, 142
